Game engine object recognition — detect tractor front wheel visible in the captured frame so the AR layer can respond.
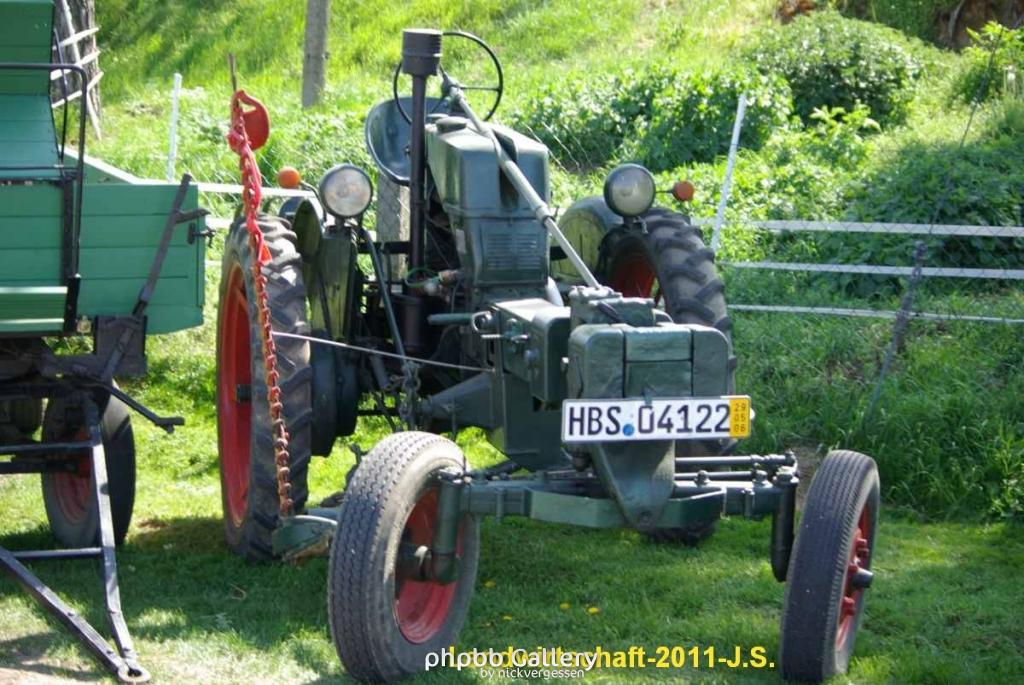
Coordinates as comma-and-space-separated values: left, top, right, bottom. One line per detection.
216, 216, 312, 561
328, 432, 480, 683
780, 450, 879, 682
41, 391, 136, 548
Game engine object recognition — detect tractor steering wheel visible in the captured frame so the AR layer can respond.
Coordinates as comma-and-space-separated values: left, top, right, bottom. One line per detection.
391, 30, 504, 124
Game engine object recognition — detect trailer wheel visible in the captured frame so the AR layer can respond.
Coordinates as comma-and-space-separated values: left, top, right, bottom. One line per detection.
603, 207, 733, 545
329, 432, 480, 683
780, 450, 879, 682
217, 216, 312, 561
41, 391, 135, 547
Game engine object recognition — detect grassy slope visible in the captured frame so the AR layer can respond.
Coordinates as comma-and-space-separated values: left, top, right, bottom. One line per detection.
2, 0, 1024, 683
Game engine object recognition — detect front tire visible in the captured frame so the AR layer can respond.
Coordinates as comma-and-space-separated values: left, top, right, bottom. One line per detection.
41, 391, 136, 548
780, 450, 879, 682
216, 216, 313, 561
328, 432, 480, 683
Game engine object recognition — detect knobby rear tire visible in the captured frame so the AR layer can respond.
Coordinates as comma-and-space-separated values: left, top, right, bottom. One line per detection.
216, 216, 313, 561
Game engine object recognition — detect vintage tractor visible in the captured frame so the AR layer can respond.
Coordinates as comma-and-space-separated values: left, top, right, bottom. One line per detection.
217, 30, 879, 683
0, 2, 207, 681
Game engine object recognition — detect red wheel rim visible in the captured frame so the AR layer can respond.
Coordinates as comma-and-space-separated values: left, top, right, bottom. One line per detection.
394, 487, 461, 644
607, 247, 662, 306
51, 428, 91, 524
836, 502, 872, 649
218, 264, 253, 527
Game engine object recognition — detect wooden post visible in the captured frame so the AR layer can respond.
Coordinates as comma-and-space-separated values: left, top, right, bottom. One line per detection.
61, 0, 101, 137
302, 0, 329, 108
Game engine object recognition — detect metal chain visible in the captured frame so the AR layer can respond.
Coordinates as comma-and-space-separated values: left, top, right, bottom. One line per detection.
227, 92, 293, 518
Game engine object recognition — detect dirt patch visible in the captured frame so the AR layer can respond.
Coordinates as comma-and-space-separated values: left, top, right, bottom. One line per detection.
0, 665, 100, 684
941, 0, 1024, 49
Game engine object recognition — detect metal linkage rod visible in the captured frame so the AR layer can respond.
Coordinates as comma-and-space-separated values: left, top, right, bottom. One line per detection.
273, 331, 492, 374
674, 454, 794, 468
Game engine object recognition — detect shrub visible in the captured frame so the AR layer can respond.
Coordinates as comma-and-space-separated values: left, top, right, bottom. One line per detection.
634, 67, 794, 172
810, 100, 1024, 297
504, 65, 675, 170
746, 10, 922, 124
956, 22, 1024, 103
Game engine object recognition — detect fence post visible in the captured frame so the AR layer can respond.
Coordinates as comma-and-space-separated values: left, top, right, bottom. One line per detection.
166, 73, 182, 182
302, 0, 330, 108
711, 93, 747, 252
864, 240, 927, 423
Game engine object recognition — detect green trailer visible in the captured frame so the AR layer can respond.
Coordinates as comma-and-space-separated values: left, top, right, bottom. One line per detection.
0, 1, 206, 681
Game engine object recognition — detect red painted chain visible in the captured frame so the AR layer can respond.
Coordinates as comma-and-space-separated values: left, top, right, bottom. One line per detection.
227, 90, 293, 518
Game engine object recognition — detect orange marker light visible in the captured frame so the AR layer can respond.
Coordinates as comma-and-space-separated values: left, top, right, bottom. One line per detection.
671, 180, 695, 202
277, 166, 302, 189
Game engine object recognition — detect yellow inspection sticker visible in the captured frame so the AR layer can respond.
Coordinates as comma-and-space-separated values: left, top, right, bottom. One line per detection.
728, 396, 751, 438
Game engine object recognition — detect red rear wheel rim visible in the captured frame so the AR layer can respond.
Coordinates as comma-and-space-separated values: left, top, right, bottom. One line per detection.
836, 503, 872, 649
51, 428, 91, 524
218, 264, 253, 527
607, 247, 662, 306
394, 488, 460, 644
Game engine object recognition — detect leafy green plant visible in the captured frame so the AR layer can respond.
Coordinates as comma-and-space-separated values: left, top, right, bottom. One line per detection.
956, 22, 1024, 103
809, 100, 1024, 297
746, 10, 922, 124
504, 65, 675, 170
634, 67, 793, 172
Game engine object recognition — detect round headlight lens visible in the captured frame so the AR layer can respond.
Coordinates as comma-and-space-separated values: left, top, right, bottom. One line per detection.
603, 164, 656, 218
319, 164, 373, 218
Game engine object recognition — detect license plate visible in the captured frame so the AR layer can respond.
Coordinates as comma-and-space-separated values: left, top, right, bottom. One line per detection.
561, 396, 751, 443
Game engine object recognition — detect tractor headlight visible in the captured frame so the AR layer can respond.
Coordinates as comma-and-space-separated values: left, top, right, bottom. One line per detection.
319, 164, 373, 218
603, 164, 655, 218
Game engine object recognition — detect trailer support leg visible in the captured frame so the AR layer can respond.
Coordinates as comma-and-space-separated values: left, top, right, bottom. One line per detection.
0, 400, 150, 683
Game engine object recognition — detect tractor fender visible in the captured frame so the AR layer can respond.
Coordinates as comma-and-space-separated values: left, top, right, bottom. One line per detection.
552, 196, 624, 284
285, 199, 324, 261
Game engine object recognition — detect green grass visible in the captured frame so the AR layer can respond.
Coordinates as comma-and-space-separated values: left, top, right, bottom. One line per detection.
2, 425, 1023, 684
1, 255, 1022, 683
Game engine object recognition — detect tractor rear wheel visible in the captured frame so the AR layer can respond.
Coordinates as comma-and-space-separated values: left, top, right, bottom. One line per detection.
780, 450, 879, 682
602, 207, 735, 386
602, 207, 734, 545
328, 432, 480, 683
41, 391, 136, 548
216, 216, 312, 561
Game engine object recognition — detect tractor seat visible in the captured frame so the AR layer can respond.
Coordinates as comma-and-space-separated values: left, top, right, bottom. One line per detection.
364, 96, 444, 186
